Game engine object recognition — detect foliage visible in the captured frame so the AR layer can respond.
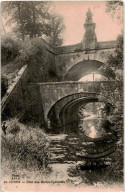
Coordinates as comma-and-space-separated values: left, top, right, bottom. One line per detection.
2, 1, 65, 45
106, 0, 123, 23
18, 38, 58, 81
1, 74, 8, 98
99, 34, 123, 79
100, 34, 123, 133
1, 118, 50, 173
18, 38, 43, 64
1, 35, 19, 65
44, 13, 65, 46
99, 34, 123, 179
2, 1, 50, 39
107, 34, 123, 72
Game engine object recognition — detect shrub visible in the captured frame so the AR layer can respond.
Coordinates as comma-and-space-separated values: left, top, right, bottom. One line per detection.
1, 36, 19, 65
18, 38, 44, 64
18, 38, 58, 82
5, 118, 20, 134
1, 118, 50, 174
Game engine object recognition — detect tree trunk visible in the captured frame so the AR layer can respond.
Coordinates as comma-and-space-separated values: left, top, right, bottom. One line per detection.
17, 2, 25, 41
32, 2, 36, 38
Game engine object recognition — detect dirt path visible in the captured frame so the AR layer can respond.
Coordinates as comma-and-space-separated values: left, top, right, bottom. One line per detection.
43, 162, 123, 191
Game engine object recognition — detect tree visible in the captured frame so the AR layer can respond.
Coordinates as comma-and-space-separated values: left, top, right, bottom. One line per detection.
2, 1, 52, 40
1, 35, 19, 65
106, 1, 123, 23
107, 34, 123, 74
100, 34, 123, 120
99, 34, 123, 179
43, 13, 65, 46
1, 1, 65, 46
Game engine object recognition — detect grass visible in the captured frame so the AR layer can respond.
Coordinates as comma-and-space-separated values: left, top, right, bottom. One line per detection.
1, 118, 51, 181
1, 118, 123, 188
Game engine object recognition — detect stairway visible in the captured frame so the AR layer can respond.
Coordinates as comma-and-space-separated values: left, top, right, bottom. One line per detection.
48, 133, 116, 164
48, 134, 68, 163
48, 133, 84, 163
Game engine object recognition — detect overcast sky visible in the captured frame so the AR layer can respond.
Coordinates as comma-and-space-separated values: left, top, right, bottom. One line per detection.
54, 1, 123, 45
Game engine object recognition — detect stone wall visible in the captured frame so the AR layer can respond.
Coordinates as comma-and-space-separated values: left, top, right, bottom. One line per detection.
2, 65, 29, 120
2, 65, 45, 125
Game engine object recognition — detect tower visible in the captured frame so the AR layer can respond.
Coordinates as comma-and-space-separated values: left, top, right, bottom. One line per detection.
82, 8, 97, 50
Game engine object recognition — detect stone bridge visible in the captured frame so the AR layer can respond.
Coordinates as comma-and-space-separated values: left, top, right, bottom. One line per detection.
23, 8, 116, 84
54, 9, 116, 81
28, 80, 115, 132
1, 8, 119, 162
2, 9, 118, 133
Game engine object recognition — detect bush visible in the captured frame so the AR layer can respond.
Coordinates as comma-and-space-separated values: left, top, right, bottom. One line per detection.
18, 38, 44, 64
18, 38, 58, 82
1, 118, 50, 174
1, 36, 19, 65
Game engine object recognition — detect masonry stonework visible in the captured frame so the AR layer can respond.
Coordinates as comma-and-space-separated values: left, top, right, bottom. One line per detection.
2, 9, 117, 129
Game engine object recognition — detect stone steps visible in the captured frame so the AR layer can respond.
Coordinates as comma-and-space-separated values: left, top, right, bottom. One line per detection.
48, 134, 68, 163
49, 147, 66, 150
48, 133, 116, 163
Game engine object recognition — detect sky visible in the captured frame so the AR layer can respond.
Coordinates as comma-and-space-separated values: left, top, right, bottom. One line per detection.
54, 1, 123, 45
1, 1, 123, 46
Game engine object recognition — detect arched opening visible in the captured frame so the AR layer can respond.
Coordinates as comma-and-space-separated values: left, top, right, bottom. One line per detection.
59, 97, 99, 134
47, 93, 97, 133
59, 99, 116, 140
47, 95, 117, 159
64, 60, 115, 81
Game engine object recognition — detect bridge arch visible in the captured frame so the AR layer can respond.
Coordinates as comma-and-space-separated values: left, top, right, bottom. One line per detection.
64, 60, 115, 81
47, 92, 98, 133
59, 97, 98, 134
48, 92, 97, 121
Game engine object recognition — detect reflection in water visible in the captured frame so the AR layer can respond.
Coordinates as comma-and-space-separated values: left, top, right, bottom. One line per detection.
78, 102, 109, 139
88, 124, 98, 138
83, 118, 107, 138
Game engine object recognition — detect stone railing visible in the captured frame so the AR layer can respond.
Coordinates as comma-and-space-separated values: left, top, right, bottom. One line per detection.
54, 41, 116, 55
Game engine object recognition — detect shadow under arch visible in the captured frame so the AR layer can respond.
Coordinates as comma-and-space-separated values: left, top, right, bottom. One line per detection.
59, 97, 98, 134
47, 93, 98, 133
48, 92, 97, 121
63, 60, 115, 81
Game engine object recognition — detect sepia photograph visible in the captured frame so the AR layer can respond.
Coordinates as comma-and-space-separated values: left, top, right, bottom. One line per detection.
1, 0, 124, 192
